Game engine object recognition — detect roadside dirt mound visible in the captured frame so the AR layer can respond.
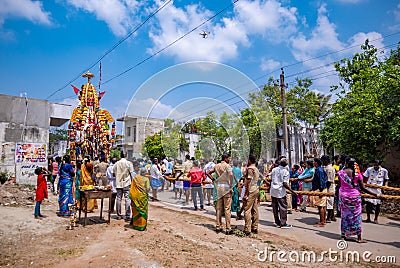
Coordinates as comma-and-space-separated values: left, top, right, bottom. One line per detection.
0, 183, 35, 206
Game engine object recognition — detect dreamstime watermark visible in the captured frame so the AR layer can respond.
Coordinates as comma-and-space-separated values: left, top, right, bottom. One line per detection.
254, 240, 396, 264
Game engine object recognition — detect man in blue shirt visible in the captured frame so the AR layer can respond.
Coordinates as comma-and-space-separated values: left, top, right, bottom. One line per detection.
289, 164, 300, 211
298, 160, 314, 212
312, 158, 328, 227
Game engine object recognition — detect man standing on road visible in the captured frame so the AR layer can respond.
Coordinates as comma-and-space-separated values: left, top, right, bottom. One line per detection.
106, 157, 118, 213
182, 154, 193, 205
298, 160, 314, 212
243, 155, 260, 236
187, 161, 206, 211
322, 155, 336, 223
113, 152, 133, 221
363, 159, 389, 224
94, 156, 109, 186
312, 158, 328, 227
207, 154, 234, 235
270, 158, 297, 229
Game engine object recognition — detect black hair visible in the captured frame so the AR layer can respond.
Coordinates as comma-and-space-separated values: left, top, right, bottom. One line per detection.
34, 167, 42, 175
185, 154, 190, 160
293, 164, 300, 170
132, 161, 140, 167
314, 158, 322, 166
76, 160, 82, 170
374, 159, 382, 165
306, 160, 313, 167
63, 155, 71, 164
346, 158, 356, 187
120, 151, 125, 158
321, 155, 330, 163
280, 159, 288, 167
248, 155, 257, 164
221, 153, 230, 161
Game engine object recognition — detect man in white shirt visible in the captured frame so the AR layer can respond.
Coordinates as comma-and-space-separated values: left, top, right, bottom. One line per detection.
203, 160, 215, 206
363, 159, 389, 224
270, 159, 297, 229
106, 157, 117, 213
113, 152, 134, 221
150, 158, 163, 201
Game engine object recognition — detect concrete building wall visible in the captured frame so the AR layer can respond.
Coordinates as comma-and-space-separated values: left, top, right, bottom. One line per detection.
118, 116, 164, 158
0, 94, 70, 185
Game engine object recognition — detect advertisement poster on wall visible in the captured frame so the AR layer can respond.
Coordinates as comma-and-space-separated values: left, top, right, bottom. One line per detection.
15, 143, 47, 164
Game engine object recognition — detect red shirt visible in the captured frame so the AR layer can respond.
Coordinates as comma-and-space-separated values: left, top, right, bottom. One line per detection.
36, 174, 48, 202
187, 167, 206, 185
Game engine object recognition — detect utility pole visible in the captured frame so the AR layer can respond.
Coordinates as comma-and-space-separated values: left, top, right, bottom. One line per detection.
280, 68, 289, 157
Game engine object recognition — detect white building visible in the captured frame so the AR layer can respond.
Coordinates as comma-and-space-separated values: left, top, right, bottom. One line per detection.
117, 115, 164, 159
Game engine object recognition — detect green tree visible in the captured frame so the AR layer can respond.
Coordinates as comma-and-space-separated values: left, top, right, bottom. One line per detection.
320, 40, 400, 164
142, 132, 164, 159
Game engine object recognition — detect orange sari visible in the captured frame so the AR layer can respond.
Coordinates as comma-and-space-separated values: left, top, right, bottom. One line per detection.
80, 162, 98, 212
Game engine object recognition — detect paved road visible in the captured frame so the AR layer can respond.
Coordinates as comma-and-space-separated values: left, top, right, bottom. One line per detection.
153, 188, 400, 263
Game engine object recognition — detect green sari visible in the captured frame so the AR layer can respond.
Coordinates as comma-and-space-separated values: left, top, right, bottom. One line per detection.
129, 174, 149, 231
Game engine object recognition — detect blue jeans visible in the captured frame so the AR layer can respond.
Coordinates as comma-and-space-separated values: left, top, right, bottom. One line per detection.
191, 186, 204, 209
34, 201, 42, 216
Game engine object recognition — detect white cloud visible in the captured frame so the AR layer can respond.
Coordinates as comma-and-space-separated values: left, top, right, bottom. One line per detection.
66, 0, 141, 37
287, 3, 388, 94
148, 2, 249, 62
290, 4, 344, 62
347, 32, 385, 56
0, 0, 52, 26
126, 98, 185, 119
234, 0, 298, 42
260, 58, 281, 71
148, 0, 298, 62
60, 97, 79, 107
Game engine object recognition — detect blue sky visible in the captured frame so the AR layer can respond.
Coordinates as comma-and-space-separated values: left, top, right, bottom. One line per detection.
0, 0, 399, 129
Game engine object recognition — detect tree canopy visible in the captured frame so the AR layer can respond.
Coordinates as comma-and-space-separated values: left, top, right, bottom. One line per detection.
320, 40, 400, 164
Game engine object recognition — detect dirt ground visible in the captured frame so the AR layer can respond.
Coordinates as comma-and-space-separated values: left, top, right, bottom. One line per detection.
0, 184, 395, 268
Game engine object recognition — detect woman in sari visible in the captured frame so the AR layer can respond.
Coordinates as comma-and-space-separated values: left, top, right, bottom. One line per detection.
80, 156, 98, 212
129, 167, 150, 231
231, 161, 242, 218
338, 158, 378, 243
57, 155, 75, 217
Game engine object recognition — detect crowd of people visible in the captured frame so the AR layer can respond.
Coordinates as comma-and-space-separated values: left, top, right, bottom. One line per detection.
35, 152, 389, 241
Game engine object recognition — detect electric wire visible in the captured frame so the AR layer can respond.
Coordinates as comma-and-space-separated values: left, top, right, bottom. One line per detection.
46, 0, 173, 100
171, 42, 398, 122
102, 0, 240, 85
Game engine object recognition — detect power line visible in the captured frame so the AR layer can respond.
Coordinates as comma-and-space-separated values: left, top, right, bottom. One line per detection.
166, 35, 400, 121
46, 0, 173, 100
171, 41, 398, 122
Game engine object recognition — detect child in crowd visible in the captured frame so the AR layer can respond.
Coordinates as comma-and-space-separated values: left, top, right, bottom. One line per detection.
34, 167, 49, 219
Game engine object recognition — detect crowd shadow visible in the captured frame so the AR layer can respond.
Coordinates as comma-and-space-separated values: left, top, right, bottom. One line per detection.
76, 215, 109, 226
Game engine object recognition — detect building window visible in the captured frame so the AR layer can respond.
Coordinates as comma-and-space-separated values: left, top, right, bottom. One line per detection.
127, 127, 131, 137
133, 125, 137, 142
